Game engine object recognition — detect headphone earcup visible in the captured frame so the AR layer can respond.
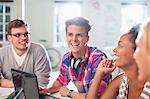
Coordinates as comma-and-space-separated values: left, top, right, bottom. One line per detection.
74, 58, 82, 69
71, 58, 82, 69
71, 58, 75, 68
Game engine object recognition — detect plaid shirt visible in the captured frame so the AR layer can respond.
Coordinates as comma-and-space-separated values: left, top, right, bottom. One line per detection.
57, 45, 112, 96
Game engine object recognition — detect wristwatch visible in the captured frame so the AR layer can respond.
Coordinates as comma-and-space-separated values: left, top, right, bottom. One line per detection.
67, 90, 74, 98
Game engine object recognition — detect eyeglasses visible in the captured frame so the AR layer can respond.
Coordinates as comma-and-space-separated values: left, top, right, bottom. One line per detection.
9, 32, 30, 38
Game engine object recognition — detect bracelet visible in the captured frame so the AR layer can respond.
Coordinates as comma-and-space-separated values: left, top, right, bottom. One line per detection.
67, 90, 74, 98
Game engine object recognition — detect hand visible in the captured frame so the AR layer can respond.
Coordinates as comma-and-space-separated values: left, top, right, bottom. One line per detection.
39, 87, 50, 95
59, 86, 69, 97
97, 59, 116, 75
0, 79, 14, 88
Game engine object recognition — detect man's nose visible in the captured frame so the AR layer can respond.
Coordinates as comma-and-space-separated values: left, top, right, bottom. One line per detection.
72, 35, 77, 40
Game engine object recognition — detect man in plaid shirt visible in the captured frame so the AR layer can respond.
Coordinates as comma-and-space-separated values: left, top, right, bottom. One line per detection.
40, 17, 111, 98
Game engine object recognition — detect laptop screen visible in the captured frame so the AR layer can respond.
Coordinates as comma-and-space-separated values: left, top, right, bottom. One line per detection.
11, 69, 24, 94
11, 68, 40, 99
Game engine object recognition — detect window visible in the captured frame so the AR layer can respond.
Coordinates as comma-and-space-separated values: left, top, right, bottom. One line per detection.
121, 3, 148, 32
0, 4, 11, 42
54, 1, 82, 47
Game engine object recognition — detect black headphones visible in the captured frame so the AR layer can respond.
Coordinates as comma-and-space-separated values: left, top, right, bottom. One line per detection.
71, 58, 82, 69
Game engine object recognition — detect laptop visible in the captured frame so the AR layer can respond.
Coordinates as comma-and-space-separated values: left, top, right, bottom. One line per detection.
10, 68, 56, 99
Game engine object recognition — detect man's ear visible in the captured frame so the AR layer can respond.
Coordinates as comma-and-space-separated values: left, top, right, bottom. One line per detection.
7, 34, 12, 42
86, 35, 89, 42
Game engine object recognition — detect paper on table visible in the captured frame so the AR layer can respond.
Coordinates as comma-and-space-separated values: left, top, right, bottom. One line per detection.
0, 87, 14, 98
51, 92, 71, 99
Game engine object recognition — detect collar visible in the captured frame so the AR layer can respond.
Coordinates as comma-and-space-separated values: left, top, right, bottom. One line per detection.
69, 45, 90, 61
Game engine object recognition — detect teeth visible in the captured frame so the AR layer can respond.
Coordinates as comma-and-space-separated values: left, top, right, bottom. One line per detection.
20, 42, 26, 44
72, 45, 78, 48
72, 44, 78, 46
72, 45, 77, 46
19, 42, 27, 45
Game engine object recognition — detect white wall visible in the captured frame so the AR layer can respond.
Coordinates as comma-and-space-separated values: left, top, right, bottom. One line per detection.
83, 0, 121, 49
24, 0, 54, 45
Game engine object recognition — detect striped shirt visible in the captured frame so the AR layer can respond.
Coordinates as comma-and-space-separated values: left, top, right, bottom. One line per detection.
57, 45, 112, 96
140, 81, 150, 99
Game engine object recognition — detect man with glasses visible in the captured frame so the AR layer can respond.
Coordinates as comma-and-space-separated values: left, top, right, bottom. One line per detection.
0, 19, 51, 88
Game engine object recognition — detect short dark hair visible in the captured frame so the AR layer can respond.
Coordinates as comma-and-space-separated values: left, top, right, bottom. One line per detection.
65, 17, 91, 35
7, 19, 28, 34
128, 24, 140, 50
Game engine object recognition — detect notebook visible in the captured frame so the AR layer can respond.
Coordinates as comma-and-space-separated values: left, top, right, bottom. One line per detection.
11, 68, 55, 99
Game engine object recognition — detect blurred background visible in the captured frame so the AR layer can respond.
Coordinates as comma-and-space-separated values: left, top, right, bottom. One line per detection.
0, 0, 150, 77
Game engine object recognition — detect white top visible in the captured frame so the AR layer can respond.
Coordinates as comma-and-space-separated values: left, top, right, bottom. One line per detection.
11, 43, 31, 66
140, 81, 150, 99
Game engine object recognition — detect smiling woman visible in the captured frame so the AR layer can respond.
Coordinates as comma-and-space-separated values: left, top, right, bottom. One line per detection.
87, 24, 145, 99
133, 18, 150, 98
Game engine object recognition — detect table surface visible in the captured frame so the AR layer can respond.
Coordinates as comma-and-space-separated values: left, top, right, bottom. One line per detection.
0, 87, 72, 99
0, 87, 14, 98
